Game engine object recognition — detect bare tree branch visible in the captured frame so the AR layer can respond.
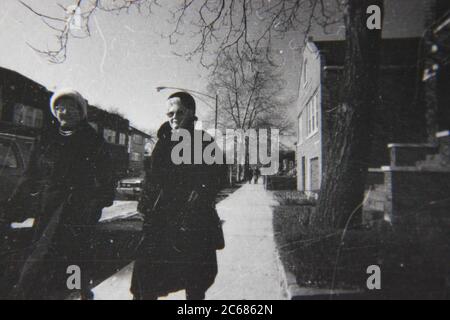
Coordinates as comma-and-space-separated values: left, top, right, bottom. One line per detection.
208, 48, 291, 133
165, 0, 344, 69
19, 0, 158, 63
22, 0, 343, 67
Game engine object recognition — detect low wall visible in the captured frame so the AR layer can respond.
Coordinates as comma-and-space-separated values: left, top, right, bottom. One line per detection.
384, 169, 450, 224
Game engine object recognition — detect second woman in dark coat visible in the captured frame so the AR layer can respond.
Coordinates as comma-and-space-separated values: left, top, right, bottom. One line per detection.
0, 89, 116, 300
131, 92, 226, 300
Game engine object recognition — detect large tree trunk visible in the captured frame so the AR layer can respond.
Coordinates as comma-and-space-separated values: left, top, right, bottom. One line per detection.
314, 0, 383, 229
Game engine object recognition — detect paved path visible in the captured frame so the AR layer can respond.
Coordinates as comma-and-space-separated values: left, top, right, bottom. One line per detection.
92, 182, 285, 300
206, 182, 284, 300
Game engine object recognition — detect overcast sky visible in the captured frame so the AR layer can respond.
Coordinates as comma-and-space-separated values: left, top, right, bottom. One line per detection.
0, 0, 427, 132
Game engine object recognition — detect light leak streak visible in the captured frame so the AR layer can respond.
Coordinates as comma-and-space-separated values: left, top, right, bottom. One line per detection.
94, 15, 108, 74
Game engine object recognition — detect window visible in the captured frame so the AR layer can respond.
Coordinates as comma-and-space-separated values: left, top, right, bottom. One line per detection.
133, 134, 143, 145
314, 95, 319, 130
35, 111, 43, 129
104, 128, 116, 144
306, 93, 319, 137
12, 105, 23, 125
0, 142, 18, 169
13, 104, 44, 129
25, 113, 34, 127
131, 152, 141, 162
119, 133, 126, 146
302, 59, 308, 87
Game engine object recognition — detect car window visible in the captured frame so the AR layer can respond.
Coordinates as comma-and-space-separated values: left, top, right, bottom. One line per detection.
0, 141, 19, 169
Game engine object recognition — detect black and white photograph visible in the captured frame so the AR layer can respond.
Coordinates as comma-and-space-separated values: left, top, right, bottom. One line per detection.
0, 0, 449, 302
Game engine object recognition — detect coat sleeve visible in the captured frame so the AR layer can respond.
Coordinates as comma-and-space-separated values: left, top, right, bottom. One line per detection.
137, 141, 165, 216
200, 162, 227, 205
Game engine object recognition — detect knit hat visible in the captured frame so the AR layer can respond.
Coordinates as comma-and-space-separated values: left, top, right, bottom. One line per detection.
50, 88, 88, 119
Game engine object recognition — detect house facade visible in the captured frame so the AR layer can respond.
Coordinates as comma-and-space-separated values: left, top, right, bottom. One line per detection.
363, 3, 450, 224
128, 126, 153, 177
0, 67, 52, 138
87, 106, 130, 178
296, 41, 324, 193
296, 38, 427, 194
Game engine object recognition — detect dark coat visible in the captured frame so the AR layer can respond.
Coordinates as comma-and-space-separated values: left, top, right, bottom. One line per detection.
131, 122, 226, 298
0, 122, 116, 299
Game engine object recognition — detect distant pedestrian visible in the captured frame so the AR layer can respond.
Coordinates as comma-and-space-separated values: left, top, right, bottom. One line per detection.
131, 92, 226, 300
253, 168, 261, 184
246, 168, 253, 184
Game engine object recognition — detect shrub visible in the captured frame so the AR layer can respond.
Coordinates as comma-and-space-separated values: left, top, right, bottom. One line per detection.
272, 191, 450, 298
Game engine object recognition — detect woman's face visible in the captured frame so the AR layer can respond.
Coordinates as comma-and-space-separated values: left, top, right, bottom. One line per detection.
54, 97, 82, 129
166, 98, 194, 130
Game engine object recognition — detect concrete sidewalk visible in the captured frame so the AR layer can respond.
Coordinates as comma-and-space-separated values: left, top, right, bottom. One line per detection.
91, 182, 285, 300
206, 182, 284, 300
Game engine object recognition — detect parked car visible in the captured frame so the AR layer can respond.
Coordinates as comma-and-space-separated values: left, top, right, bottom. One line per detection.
116, 176, 144, 200
0, 133, 34, 203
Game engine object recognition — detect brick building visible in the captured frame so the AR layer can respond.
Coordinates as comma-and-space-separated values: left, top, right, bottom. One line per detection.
0, 66, 52, 137
421, 1, 450, 141
88, 106, 130, 178
296, 38, 426, 194
128, 126, 153, 177
363, 2, 450, 224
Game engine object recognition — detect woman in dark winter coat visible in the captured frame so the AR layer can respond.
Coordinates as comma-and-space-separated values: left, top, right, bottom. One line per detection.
0, 89, 116, 300
131, 92, 226, 300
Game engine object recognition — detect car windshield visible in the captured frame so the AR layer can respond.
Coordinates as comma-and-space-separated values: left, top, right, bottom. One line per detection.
0, 141, 18, 169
